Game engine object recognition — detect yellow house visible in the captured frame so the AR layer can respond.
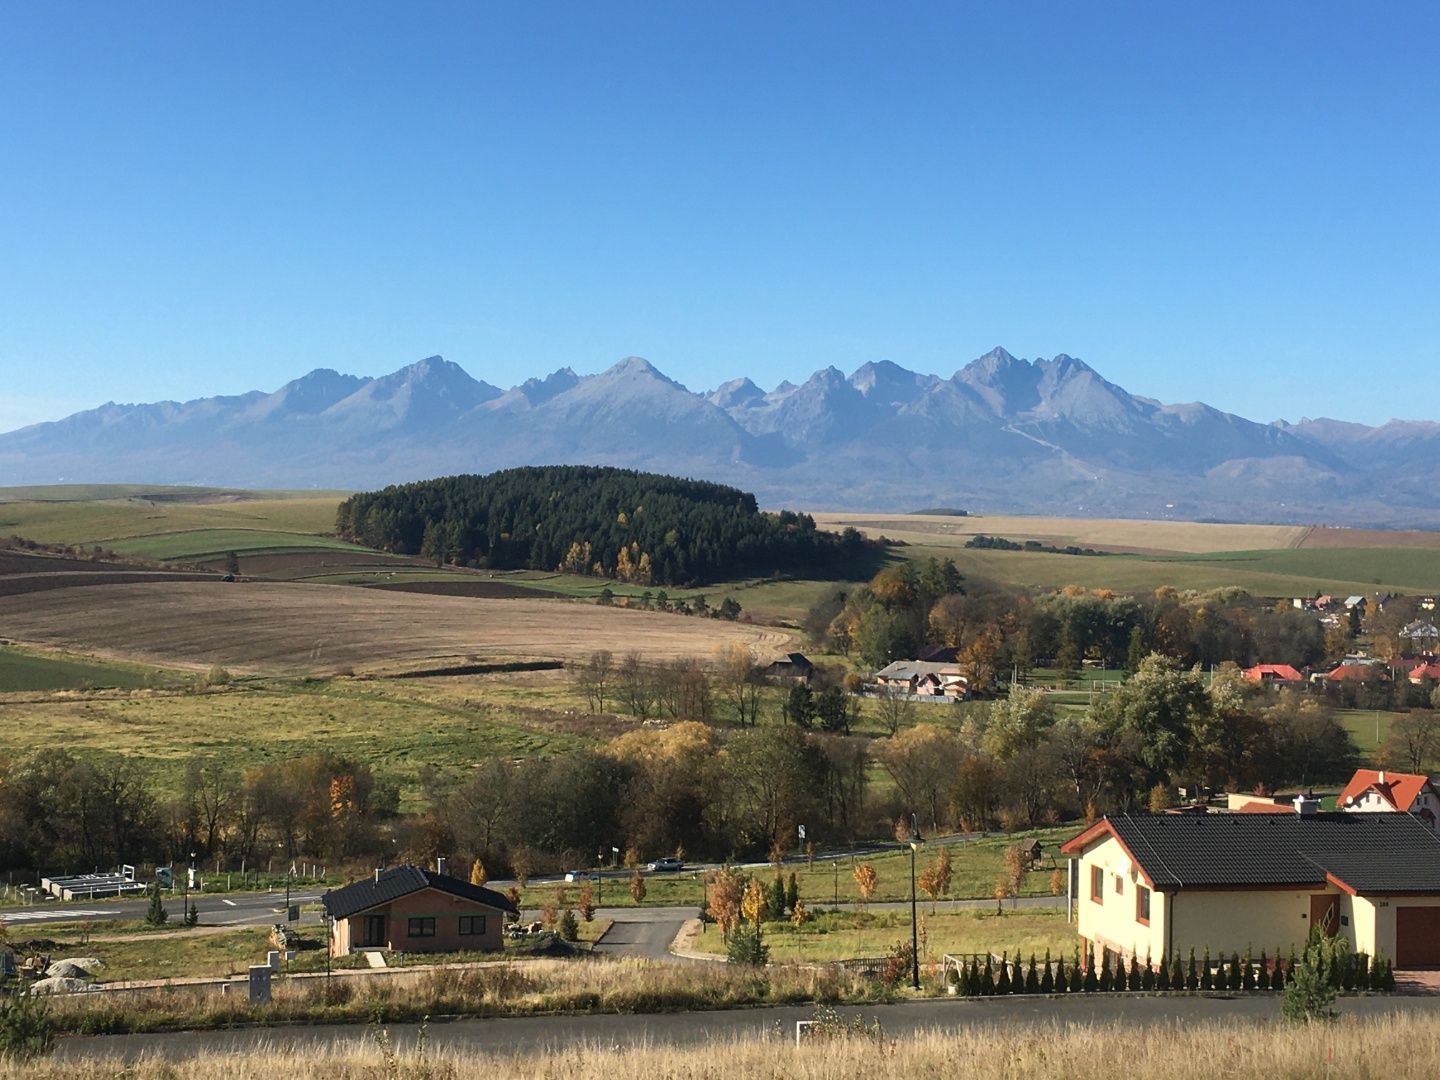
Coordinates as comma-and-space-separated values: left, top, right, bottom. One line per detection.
1061, 813, 1440, 969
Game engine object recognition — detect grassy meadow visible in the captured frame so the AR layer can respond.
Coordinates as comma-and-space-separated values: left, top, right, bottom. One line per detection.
0, 645, 175, 692
686, 908, 1073, 963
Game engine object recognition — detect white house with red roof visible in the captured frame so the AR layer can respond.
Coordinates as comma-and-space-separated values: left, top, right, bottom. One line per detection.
1339, 769, 1440, 830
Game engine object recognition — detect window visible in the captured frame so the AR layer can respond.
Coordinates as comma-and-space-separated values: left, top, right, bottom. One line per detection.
407, 917, 436, 938
1136, 885, 1151, 926
1114, 875, 1124, 896
459, 915, 486, 936
1091, 865, 1103, 903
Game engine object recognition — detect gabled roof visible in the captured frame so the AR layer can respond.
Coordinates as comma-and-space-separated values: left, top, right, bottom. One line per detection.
323, 865, 519, 921
1408, 662, 1440, 682
765, 652, 814, 669
1326, 663, 1383, 682
875, 660, 965, 680
1339, 769, 1435, 813
1061, 813, 1440, 894
1242, 664, 1303, 682
1233, 801, 1297, 814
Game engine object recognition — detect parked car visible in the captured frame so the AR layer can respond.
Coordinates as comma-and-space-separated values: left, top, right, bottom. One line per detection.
563, 869, 585, 882
646, 857, 684, 873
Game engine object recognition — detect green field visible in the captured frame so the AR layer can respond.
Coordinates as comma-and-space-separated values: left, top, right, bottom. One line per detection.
0, 487, 340, 547
0, 677, 592, 807
105, 529, 370, 562
687, 908, 1073, 964
0, 646, 172, 692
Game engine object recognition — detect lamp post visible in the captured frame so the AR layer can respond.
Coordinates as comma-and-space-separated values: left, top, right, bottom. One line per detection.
908, 813, 923, 991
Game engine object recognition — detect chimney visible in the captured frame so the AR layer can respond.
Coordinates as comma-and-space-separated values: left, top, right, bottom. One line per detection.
1379, 770, 1387, 785
374, 867, 381, 883
1293, 794, 1319, 816
436, 856, 447, 877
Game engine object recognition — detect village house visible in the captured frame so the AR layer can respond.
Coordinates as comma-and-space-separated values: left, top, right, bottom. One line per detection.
322, 864, 519, 957
1402, 620, 1440, 653
1241, 663, 1304, 685
1339, 769, 1440, 830
873, 660, 970, 699
1061, 813, 1440, 969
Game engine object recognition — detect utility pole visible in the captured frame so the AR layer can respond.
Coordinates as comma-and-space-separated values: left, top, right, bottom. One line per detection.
908, 813, 923, 991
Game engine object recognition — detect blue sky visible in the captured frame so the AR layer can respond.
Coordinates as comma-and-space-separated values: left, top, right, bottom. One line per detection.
2, 2, 1437, 432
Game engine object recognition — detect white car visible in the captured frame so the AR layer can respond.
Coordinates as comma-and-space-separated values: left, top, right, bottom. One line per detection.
646, 857, 684, 873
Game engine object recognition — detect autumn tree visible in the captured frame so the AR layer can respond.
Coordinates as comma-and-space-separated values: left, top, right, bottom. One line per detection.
713, 643, 764, 727
629, 868, 647, 904
578, 881, 596, 922
469, 860, 487, 887
853, 863, 878, 909
741, 876, 767, 926
1383, 712, 1440, 774
706, 867, 744, 936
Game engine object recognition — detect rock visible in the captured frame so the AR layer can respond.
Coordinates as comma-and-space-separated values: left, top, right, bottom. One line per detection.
30, 976, 95, 995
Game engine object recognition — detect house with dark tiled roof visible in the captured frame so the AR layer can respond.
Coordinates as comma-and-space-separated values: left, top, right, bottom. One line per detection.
1339, 769, 1440, 830
1061, 813, 1440, 969
760, 652, 815, 683
323, 864, 519, 957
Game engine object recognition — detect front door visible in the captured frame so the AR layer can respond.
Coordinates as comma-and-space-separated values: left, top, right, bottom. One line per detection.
362, 913, 387, 947
1310, 894, 1339, 937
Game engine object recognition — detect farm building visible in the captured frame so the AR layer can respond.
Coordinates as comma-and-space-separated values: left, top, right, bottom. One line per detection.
1339, 769, 1440, 830
760, 652, 815, 683
323, 865, 518, 957
1061, 813, 1440, 969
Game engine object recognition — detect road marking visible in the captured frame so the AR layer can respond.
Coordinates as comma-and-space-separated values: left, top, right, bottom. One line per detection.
0, 909, 109, 923
222, 899, 237, 907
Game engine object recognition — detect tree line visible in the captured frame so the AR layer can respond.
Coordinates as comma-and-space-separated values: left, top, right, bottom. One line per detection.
334, 465, 867, 586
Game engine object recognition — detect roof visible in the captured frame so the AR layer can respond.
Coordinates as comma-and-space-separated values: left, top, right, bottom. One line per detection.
1061, 813, 1440, 894
875, 660, 965, 680
1338, 769, 1435, 813
1233, 801, 1297, 814
917, 645, 960, 663
1242, 664, 1304, 682
1402, 621, 1440, 638
1408, 662, 1440, 682
322, 865, 519, 921
1326, 663, 1384, 682
765, 652, 813, 669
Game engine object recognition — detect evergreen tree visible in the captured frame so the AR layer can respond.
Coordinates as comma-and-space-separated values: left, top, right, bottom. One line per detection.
1201, 948, 1213, 991
1171, 952, 1184, 991
1070, 950, 1085, 993
1257, 950, 1270, 992
558, 909, 579, 942
145, 882, 168, 926
1231, 951, 1244, 991
1130, 955, 1145, 991
996, 952, 1012, 994
1024, 954, 1039, 994
1125, 626, 1146, 676
980, 954, 995, 996
1156, 955, 1170, 991
786, 872, 799, 915
769, 872, 787, 921
1049, 952, 1063, 994
1186, 948, 1199, 991
1100, 954, 1116, 992
725, 923, 768, 966
184, 900, 198, 928
1083, 949, 1098, 993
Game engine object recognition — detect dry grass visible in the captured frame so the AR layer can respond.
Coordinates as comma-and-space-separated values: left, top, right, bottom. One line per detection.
17, 1011, 1440, 1077
0, 582, 794, 675
812, 512, 1310, 554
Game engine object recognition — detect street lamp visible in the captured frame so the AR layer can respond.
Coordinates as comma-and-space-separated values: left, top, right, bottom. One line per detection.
907, 813, 924, 991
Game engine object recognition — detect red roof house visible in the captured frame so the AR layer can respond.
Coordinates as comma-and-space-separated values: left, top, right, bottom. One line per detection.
1339, 769, 1440, 830
1325, 663, 1385, 683
1242, 664, 1304, 684
1407, 661, 1440, 684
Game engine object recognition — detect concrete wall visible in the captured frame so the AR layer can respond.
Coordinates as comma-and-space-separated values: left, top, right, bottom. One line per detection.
332, 887, 506, 956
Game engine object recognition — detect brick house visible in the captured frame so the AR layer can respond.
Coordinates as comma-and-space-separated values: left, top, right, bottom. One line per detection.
1061, 813, 1440, 969
323, 865, 519, 957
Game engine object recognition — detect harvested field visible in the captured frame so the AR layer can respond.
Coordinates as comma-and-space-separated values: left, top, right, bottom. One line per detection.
1298, 524, 1440, 549
0, 581, 794, 675
188, 548, 426, 577
0, 570, 217, 598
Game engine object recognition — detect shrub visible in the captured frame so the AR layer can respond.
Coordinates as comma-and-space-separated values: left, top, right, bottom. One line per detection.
145, 883, 168, 927
1230, 951, 1243, 991
1069, 951, 1084, 993
1024, 954, 1039, 994
725, 924, 768, 966
1082, 950, 1097, 993
1130, 955, 1144, 991
1097, 952, 1112, 993
1039, 950, 1054, 994
980, 955, 995, 996
880, 940, 917, 989
0, 992, 53, 1062
1200, 948, 1213, 992
1257, 950, 1270, 992
1283, 933, 1339, 1024
558, 909, 579, 943
996, 952, 1012, 995
1156, 956, 1170, 991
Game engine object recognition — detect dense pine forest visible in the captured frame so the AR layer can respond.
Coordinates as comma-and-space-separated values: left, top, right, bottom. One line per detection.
334, 466, 864, 586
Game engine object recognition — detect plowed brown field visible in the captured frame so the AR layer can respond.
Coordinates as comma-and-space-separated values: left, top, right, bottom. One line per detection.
0, 581, 793, 675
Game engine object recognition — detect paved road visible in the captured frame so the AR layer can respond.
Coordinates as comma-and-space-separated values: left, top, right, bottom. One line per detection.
54, 993, 1440, 1063
0, 889, 323, 930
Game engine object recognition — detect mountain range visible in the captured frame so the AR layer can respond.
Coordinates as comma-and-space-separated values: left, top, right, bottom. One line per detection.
3, 348, 1439, 525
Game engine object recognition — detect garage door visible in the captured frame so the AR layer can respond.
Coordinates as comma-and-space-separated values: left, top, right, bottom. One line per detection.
1395, 907, 1440, 967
